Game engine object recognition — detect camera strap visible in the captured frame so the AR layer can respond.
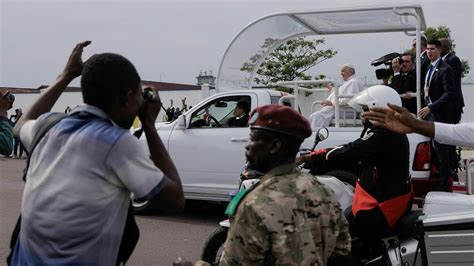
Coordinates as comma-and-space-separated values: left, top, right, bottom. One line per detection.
22, 113, 67, 181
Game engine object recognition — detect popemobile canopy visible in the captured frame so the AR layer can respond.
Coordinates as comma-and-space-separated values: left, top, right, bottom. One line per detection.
216, 5, 427, 106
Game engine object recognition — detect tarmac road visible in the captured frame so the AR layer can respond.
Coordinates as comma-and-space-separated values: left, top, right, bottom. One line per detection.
0, 158, 227, 265
2, 151, 472, 265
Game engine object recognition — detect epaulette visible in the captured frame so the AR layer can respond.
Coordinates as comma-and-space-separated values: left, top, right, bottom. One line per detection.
224, 185, 258, 217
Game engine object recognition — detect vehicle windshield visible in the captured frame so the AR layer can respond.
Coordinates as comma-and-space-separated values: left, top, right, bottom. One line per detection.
189, 96, 252, 128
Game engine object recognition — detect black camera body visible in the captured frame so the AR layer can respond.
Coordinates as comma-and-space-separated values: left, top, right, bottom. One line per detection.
8, 93, 15, 103
142, 88, 152, 102
371, 52, 403, 80
139, 88, 153, 114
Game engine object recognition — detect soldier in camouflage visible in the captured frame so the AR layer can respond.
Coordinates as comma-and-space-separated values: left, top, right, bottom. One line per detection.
220, 104, 351, 265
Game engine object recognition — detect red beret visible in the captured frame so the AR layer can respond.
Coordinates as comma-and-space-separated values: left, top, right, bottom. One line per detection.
249, 104, 312, 140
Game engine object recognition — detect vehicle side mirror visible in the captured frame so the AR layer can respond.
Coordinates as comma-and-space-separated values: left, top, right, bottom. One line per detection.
176, 115, 187, 129
311, 127, 329, 151
316, 127, 329, 142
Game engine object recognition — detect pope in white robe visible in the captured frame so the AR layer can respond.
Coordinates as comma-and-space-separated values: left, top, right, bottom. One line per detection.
310, 63, 364, 129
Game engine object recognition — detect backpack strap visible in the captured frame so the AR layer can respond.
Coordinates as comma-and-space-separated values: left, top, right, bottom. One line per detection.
22, 113, 67, 181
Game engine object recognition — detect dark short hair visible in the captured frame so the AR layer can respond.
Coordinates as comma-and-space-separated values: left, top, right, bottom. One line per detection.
236, 100, 250, 113
81, 53, 141, 110
420, 36, 427, 46
427, 39, 442, 48
401, 52, 415, 62
438, 38, 452, 51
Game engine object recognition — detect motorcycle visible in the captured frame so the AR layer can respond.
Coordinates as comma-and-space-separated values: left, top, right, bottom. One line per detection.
201, 128, 474, 265
201, 128, 354, 263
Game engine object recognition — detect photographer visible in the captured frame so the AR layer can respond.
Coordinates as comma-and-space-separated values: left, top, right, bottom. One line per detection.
389, 53, 417, 113
0, 89, 14, 156
10, 41, 185, 265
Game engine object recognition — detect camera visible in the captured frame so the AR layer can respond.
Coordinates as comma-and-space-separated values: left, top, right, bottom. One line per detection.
7, 93, 15, 103
139, 87, 153, 114
371, 52, 403, 80
142, 88, 153, 102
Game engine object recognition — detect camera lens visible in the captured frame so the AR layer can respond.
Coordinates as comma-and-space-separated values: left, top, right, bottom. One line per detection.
8, 93, 15, 102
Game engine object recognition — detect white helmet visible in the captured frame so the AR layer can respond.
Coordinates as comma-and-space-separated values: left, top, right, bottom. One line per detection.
348, 85, 402, 112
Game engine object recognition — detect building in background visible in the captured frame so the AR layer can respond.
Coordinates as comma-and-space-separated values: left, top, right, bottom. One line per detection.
2, 80, 203, 122
196, 70, 216, 86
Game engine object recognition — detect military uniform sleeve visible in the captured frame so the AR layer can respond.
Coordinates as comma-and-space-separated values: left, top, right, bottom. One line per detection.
220, 203, 268, 265
0, 117, 13, 155
331, 202, 351, 256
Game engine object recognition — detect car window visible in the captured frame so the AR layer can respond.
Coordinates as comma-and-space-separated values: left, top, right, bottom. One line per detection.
189, 96, 251, 128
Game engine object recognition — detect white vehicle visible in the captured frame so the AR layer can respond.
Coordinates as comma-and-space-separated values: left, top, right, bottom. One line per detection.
134, 5, 464, 211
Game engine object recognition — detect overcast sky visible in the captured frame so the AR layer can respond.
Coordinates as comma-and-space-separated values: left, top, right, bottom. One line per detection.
1, 0, 473, 88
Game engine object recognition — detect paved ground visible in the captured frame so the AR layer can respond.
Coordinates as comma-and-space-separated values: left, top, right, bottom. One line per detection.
1, 149, 472, 265
0, 158, 226, 265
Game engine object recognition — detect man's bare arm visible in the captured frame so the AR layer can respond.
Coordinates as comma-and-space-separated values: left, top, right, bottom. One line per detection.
13, 41, 91, 138
140, 88, 185, 212
363, 103, 435, 138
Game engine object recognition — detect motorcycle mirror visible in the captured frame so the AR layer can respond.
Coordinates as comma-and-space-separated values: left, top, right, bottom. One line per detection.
316, 127, 329, 142
311, 127, 329, 151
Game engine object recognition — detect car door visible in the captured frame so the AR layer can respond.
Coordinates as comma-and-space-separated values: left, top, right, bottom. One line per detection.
168, 93, 257, 201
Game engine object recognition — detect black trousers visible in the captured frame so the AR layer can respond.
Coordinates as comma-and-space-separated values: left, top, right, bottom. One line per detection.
344, 207, 389, 246
433, 140, 452, 190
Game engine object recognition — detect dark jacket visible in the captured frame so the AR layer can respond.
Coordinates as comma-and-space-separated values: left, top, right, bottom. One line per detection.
443, 52, 464, 122
426, 59, 457, 123
0, 117, 13, 155
321, 127, 411, 203
227, 114, 249, 127
389, 70, 417, 113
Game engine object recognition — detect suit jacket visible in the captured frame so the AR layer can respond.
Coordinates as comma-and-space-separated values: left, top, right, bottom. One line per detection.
389, 70, 417, 113
443, 52, 465, 118
228, 114, 249, 127
420, 50, 430, 86
426, 59, 456, 123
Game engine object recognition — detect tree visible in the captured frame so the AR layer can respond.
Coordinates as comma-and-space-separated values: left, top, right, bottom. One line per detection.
240, 37, 337, 87
424, 26, 470, 78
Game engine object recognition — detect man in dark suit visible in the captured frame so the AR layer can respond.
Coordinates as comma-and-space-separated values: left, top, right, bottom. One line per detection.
413, 36, 430, 86
389, 52, 417, 113
419, 40, 456, 191
439, 38, 464, 177
439, 38, 464, 123
227, 100, 250, 127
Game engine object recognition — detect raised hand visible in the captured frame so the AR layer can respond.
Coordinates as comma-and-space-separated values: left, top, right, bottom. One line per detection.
139, 86, 162, 128
362, 104, 416, 134
61, 41, 92, 81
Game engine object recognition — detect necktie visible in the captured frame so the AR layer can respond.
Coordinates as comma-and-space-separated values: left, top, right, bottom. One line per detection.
424, 64, 434, 104
426, 64, 434, 87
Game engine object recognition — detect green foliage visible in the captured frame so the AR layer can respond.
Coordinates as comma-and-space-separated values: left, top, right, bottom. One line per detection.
424, 26, 470, 77
424, 26, 452, 43
240, 37, 337, 90
461, 60, 470, 78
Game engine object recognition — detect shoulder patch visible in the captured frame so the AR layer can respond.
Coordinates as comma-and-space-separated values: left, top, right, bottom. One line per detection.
225, 188, 250, 217
361, 132, 374, 141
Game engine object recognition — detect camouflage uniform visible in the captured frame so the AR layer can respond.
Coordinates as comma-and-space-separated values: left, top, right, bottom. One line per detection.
220, 164, 351, 265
